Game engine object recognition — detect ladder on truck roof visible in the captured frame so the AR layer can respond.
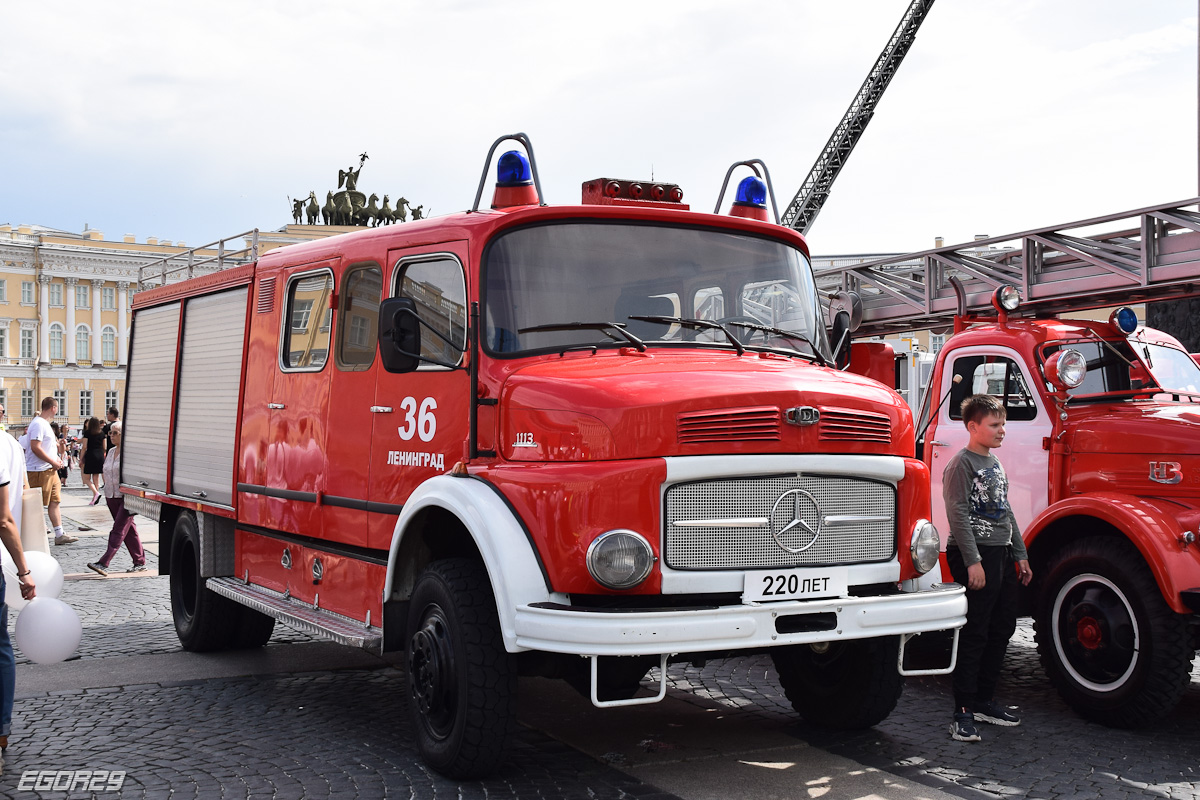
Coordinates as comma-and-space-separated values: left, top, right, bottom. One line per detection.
814, 198, 1200, 339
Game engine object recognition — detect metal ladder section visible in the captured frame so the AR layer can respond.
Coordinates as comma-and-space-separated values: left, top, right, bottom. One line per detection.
136, 229, 260, 290
814, 198, 1200, 339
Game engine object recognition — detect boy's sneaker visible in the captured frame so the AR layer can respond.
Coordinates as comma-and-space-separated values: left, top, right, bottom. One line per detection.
975, 699, 1021, 726
949, 711, 981, 742
87, 562, 108, 576
54, 534, 78, 545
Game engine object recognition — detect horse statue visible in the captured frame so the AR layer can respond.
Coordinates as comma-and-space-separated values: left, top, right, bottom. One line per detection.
305, 192, 320, 225
321, 191, 334, 225
335, 192, 354, 226
363, 193, 381, 227
379, 195, 395, 226
395, 197, 409, 223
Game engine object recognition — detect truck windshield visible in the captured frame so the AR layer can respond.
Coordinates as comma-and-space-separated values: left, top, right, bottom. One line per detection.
1142, 342, 1200, 394
483, 221, 829, 359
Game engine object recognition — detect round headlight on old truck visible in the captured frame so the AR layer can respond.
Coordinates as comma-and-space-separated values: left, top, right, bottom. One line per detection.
586, 530, 655, 589
910, 519, 940, 574
1045, 348, 1087, 390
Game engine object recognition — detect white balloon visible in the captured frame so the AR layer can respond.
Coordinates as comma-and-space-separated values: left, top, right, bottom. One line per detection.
14, 596, 82, 664
24, 551, 64, 600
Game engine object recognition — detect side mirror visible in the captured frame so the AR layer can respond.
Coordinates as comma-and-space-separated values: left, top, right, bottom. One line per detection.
378, 297, 421, 373
831, 309, 852, 370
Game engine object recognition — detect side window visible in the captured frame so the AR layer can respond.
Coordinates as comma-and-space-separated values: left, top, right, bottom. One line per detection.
948, 355, 1038, 422
336, 264, 381, 371
396, 256, 467, 368
282, 272, 333, 370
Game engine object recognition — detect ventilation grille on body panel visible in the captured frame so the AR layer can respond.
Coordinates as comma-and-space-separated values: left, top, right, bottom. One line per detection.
257, 277, 276, 313
678, 406, 781, 444
818, 407, 892, 444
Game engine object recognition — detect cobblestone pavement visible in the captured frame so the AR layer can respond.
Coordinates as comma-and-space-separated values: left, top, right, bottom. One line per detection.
5, 487, 1199, 799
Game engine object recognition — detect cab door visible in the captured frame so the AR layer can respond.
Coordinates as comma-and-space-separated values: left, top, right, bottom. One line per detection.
927, 346, 1050, 548
321, 261, 384, 549
265, 266, 335, 542
369, 244, 471, 550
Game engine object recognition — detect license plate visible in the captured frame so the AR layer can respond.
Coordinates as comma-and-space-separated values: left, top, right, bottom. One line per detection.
743, 567, 848, 603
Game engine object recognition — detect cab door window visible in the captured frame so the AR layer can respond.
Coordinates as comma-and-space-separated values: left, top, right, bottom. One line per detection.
948, 355, 1038, 422
282, 271, 333, 370
395, 256, 467, 368
336, 264, 382, 371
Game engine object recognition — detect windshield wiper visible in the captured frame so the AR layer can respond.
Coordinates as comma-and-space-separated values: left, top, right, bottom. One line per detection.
626, 315, 745, 355
722, 320, 830, 367
518, 321, 647, 352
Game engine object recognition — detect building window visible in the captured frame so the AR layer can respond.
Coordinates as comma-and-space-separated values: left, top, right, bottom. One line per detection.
0, 389, 6, 414
76, 284, 90, 309
48, 283, 63, 307
102, 327, 116, 362
0, 280, 7, 303
20, 329, 33, 359
930, 333, 946, 354
79, 390, 92, 418
21, 282, 33, 305
20, 390, 33, 418
53, 390, 66, 414
105, 390, 118, 412
49, 324, 64, 360
0, 328, 6, 359
103, 287, 116, 310
76, 325, 90, 361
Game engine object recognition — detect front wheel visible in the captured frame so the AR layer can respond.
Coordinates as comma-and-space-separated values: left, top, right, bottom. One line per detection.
1034, 538, 1193, 727
771, 636, 904, 729
406, 559, 515, 779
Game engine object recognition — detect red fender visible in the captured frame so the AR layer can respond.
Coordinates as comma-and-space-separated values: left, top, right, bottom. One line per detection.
1024, 492, 1200, 614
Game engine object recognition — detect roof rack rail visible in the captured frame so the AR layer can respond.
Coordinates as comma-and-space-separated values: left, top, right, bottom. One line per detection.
137, 229, 259, 290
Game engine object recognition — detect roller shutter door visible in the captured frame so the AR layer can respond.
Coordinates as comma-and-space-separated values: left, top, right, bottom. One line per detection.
122, 302, 181, 493
170, 288, 249, 507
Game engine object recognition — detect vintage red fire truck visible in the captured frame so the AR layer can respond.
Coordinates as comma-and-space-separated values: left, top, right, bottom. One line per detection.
819, 203, 1200, 727
121, 135, 966, 777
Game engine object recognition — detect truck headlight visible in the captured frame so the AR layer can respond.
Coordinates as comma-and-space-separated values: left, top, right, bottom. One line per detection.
910, 519, 940, 574
586, 530, 655, 589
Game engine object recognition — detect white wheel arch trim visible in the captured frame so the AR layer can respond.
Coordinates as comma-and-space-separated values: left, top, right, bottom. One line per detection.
384, 474, 559, 653
1052, 572, 1140, 693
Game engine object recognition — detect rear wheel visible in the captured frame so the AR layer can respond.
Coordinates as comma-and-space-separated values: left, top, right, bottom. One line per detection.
406, 559, 515, 779
771, 636, 904, 729
169, 513, 275, 651
1034, 538, 1192, 727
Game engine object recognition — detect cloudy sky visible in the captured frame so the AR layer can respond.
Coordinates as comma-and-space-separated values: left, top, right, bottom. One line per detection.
1, 0, 1195, 256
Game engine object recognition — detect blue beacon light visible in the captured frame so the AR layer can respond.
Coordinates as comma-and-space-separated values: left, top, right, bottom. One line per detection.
492, 150, 539, 208
1111, 306, 1138, 335
730, 176, 769, 221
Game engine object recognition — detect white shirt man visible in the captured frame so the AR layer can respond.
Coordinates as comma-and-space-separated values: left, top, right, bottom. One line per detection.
21, 398, 74, 545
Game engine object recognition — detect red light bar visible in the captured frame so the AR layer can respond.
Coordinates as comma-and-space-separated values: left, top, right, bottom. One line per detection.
581, 179, 688, 210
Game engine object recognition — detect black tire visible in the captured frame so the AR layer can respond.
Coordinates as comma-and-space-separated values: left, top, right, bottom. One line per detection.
234, 607, 277, 649
771, 636, 904, 729
406, 559, 515, 779
1034, 538, 1192, 727
169, 513, 243, 652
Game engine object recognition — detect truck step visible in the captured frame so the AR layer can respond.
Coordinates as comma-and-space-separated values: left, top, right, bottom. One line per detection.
207, 577, 383, 654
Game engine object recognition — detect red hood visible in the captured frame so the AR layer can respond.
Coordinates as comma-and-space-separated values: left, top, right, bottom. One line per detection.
1067, 401, 1200, 500
497, 350, 913, 461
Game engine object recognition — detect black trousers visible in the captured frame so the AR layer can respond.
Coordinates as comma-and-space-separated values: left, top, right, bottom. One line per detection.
946, 544, 1019, 711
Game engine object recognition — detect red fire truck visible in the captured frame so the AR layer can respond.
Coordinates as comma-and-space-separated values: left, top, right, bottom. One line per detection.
817, 200, 1200, 727
122, 135, 965, 777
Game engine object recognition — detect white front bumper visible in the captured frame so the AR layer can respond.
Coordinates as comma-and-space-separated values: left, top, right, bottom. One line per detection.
512, 582, 966, 656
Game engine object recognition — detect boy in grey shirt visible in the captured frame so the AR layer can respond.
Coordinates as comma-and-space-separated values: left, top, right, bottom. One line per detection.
943, 394, 1033, 742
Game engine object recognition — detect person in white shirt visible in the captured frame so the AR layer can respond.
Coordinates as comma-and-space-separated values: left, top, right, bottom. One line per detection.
0, 400, 36, 769
22, 397, 75, 546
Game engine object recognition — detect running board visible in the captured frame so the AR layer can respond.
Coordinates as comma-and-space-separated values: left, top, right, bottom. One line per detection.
207, 577, 383, 654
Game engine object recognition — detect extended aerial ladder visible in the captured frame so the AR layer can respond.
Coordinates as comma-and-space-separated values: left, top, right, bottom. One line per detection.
814, 198, 1200, 339
781, 0, 937, 234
